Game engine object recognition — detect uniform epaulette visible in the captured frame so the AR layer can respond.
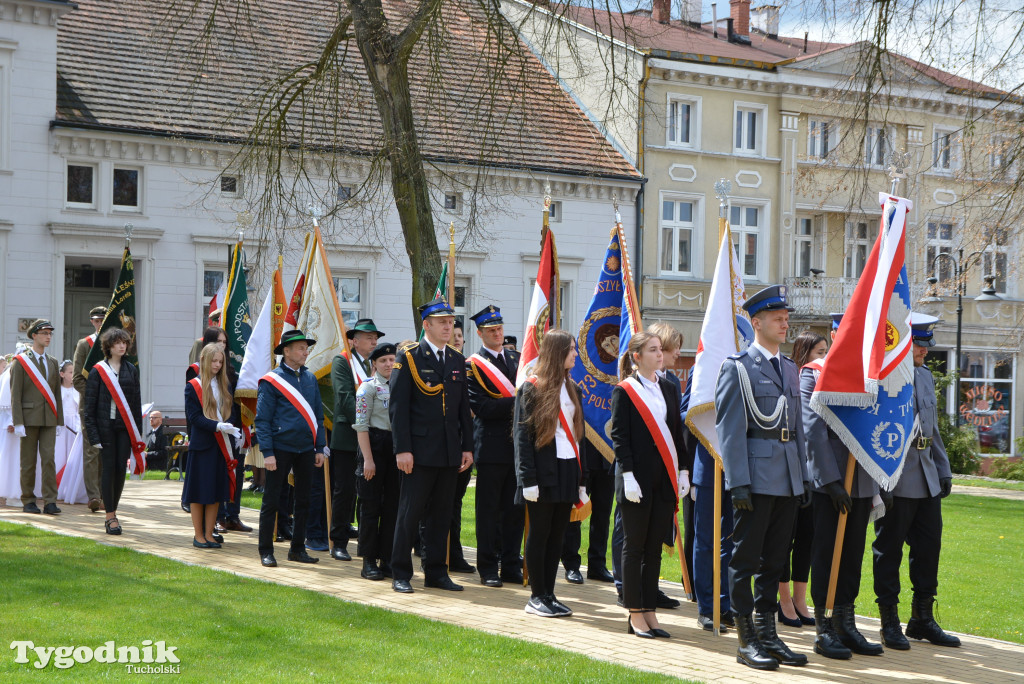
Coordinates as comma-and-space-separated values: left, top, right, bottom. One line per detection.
398, 342, 417, 353
445, 343, 462, 355
728, 352, 744, 360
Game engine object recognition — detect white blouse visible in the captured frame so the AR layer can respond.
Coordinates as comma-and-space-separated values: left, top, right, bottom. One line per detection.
636, 373, 667, 420
553, 381, 578, 460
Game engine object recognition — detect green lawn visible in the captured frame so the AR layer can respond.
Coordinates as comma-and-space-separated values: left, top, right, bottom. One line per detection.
953, 477, 1024, 492
0, 521, 683, 682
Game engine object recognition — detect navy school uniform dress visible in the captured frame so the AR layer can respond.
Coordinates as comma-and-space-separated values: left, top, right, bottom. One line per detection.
182, 380, 230, 505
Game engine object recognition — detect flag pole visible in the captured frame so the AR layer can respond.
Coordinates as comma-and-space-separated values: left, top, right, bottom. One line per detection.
308, 205, 335, 529
447, 222, 456, 307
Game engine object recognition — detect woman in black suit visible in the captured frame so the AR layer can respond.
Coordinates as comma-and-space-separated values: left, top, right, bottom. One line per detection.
83, 328, 142, 535
612, 331, 685, 638
514, 329, 587, 618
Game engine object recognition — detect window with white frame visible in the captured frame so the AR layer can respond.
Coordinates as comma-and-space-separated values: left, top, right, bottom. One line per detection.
734, 103, 765, 156
443, 192, 461, 213
453, 280, 469, 330
220, 175, 239, 196
660, 197, 697, 275
203, 268, 226, 324
730, 203, 764, 279
844, 219, 877, 278
548, 201, 562, 223
990, 136, 1013, 176
807, 119, 836, 159
793, 215, 824, 277
925, 220, 955, 284
864, 125, 892, 167
112, 166, 141, 210
982, 226, 1009, 294
932, 127, 959, 172
958, 350, 1014, 454
66, 163, 97, 209
666, 95, 699, 148
333, 275, 365, 328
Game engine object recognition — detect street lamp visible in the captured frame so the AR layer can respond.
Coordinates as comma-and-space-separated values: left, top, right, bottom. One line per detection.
920, 248, 1003, 426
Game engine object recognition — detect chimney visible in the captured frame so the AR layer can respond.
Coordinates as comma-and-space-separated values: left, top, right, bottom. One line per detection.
750, 4, 780, 38
729, 0, 750, 37
681, 0, 702, 26
652, 0, 670, 24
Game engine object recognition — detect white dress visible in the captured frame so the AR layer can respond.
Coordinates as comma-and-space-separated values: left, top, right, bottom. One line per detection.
57, 385, 88, 504
0, 368, 42, 504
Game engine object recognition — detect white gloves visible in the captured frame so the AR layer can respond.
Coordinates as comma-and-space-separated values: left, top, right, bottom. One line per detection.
522, 485, 540, 502
13, 424, 26, 438
216, 422, 234, 433
93, 443, 103, 450
623, 471, 642, 503
678, 470, 691, 499
323, 446, 331, 458
578, 486, 590, 505
234, 433, 245, 450
690, 486, 698, 502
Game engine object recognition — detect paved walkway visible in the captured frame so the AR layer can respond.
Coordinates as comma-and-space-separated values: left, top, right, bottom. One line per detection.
3, 480, 1023, 683
950, 483, 1024, 501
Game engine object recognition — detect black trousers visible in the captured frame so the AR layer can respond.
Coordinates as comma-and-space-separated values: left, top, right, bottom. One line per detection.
810, 493, 871, 606
781, 499, 814, 583
682, 490, 695, 587
474, 462, 524, 577
730, 493, 798, 614
99, 428, 131, 513
448, 467, 473, 564
525, 500, 572, 599
258, 450, 314, 555
561, 466, 614, 572
357, 430, 401, 565
611, 504, 624, 585
391, 464, 458, 582
873, 495, 943, 606
328, 449, 358, 550
620, 494, 676, 611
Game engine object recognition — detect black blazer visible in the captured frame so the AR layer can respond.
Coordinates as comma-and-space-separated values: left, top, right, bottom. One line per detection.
611, 376, 685, 505
389, 339, 473, 468
467, 346, 520, 465
83, 360, 142, 446
513, 380, 587, 491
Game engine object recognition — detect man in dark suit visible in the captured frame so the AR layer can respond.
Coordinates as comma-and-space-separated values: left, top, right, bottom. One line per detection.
73, 306, 106, 511
12, 319, 64, 514
873, 313, 959, 649
389, 296, 474, 593
715, 286, 810, 670
466, 305, 523, 587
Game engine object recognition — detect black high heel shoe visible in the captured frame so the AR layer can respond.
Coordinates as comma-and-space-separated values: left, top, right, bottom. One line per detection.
795, 607, 816, 626
778, 605, 803, 628
627, 618, 655, 639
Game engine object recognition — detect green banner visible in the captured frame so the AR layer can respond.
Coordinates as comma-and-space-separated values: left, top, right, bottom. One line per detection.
418, 262, 448, 341
83, 246, 138, 374
224, 243, 252, 374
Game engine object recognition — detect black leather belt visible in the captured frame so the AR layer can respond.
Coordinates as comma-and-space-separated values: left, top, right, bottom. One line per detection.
748, 427, 790, 442
916, 436, 931, 450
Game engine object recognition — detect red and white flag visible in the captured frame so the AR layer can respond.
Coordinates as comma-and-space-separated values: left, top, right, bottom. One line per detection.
516, 227, 559, 386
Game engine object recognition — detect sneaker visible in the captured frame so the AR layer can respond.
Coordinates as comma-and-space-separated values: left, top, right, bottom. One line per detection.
524, 597, 559, 617
547, 595, 573, 616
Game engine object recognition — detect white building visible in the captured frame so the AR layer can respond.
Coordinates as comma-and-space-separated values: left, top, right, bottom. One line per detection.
0, 0, 640, 416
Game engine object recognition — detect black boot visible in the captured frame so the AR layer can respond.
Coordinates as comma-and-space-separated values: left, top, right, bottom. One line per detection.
813, 607, 852, 660
878, 603, 910, 650
833, 604, 884, 655
906, 596, 961, 647
734, 613, 779, 670
754, 610, 808, 666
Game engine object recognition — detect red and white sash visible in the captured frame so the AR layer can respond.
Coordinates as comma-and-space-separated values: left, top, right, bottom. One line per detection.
188, 377, 239, 499
15, 353, 59, 419
344, 351, 369, 386
526, 377, 583, 508
95, 360, 146, 474
259, 371, 318, 445
470, 352, 516, 398
188, 362, 199, 377
619, 376, 680, 506
86, 334, 96, 349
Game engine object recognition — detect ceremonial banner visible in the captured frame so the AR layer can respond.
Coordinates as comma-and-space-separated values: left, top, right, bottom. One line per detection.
516, 226, 559, 386
809, 194, 915, 489
237, 264, 286, 425
569, 224, 641, 461
83, 246, 138, 374
417, 261, 449, 342
685, 226, 751, 462
223, 242, 252, 374
283, 234, 315, 333
294, 226, 349, 380
207, 276, 226, 327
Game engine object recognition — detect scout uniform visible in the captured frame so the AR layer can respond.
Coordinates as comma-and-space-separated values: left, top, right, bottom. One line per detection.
72, 305, 107, 510
12, 319, 64, 513
715, 286, 809, 670
389, 297, 473, 593
872, 313, 959, 649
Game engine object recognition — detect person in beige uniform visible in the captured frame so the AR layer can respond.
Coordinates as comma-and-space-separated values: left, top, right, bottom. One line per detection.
12, 319, 64, 514
73, 305, 106, 511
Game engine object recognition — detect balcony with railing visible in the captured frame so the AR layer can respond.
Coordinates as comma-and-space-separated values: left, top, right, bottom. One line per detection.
784, 276, 927, 318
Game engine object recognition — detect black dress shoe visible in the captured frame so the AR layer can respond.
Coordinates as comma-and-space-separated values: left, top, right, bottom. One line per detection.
214, 519, 228, 534
481, 575, 503, 588
261, 553, 277, 567
347, 525, 359, 539
361, 560, 384, 581
778, 605, 803, 628
330, 546, 352, 561
627, 619, 656, 639
43, 503, 61, 515
564, 568, 584, 584
22, 502, 41, 514
651, 628, 672, 638
225, 517, 253, 532
657, 590, 680, 609
193, 538, 211, 548
587, 566, 614, 582
425, 576, 464, 591
210, 532, 224, 544
449, 560, 476, 574
205, 539, 222, 549
697, 614, 728, 633
287, 550, 319, 564
392, 579, 414, 593
500, 570, 524, 585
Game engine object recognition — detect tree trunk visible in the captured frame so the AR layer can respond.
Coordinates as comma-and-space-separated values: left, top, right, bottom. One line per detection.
347, 0, 444, 334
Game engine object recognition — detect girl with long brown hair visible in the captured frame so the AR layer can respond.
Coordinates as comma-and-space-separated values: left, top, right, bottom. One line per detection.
514, 329, 586, 618
183, 343, 238, 548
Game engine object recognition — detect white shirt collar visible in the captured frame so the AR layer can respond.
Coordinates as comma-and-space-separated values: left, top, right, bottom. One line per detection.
750, 341, 779, 363
424, 338, 445, 358
637, 372, 660, 391
482, 345, 503, 359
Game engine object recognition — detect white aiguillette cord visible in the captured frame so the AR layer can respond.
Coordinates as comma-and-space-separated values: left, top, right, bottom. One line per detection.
734, 360, 787, 430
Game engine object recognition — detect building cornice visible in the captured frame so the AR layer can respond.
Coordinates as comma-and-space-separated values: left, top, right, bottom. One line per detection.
0, 0, 75, 26
49, 221, 163, 241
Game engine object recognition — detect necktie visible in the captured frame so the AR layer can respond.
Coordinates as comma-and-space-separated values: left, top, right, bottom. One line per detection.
37, 354, 47, 379
437, 350, 444, 366
494, 351, 509, 377
770, 357, 783, 384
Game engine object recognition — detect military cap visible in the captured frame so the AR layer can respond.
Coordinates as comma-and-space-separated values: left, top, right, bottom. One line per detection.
470, 305, 504, 328
910, 313, 940, 347
742, 285, 795, 317
27, 319, 55, 337
370, 341, 397, 362
418, 296, 455, 320
89, 306, 108, 320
